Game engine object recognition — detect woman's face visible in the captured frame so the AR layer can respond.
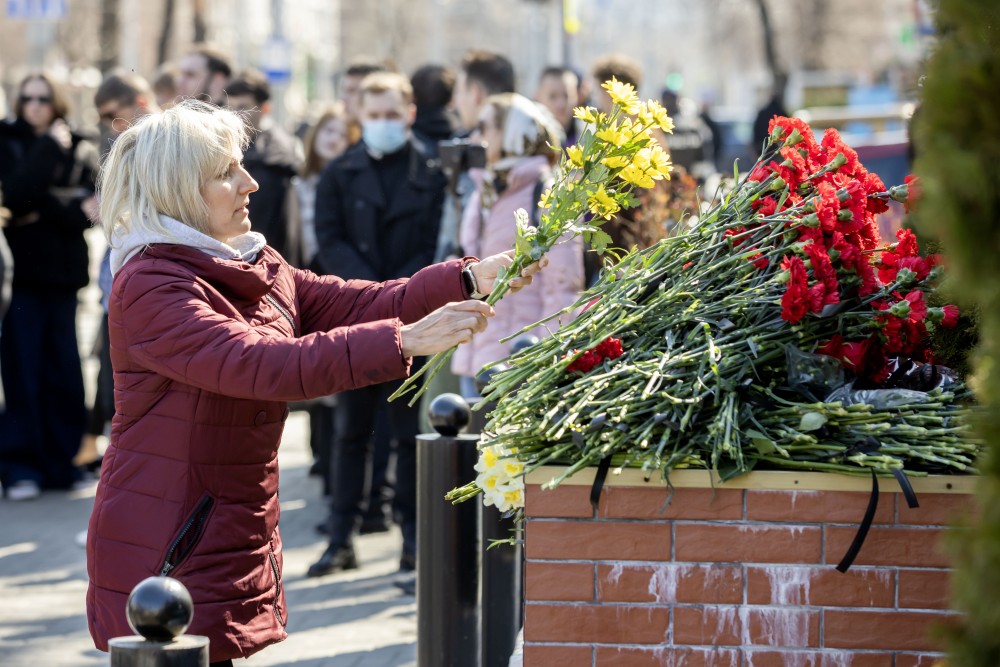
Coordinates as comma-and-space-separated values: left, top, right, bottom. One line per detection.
314, 116, 349, 164
471, 105, 503, 166
202, 148, 259, 243
20, 78, 56, 132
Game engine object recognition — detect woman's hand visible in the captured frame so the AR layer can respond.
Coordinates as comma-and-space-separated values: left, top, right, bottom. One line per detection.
400, 300, 495, 357
470, 250, 549, 295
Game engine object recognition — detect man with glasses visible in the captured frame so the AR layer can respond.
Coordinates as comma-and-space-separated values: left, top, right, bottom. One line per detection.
94, 72, 160, 151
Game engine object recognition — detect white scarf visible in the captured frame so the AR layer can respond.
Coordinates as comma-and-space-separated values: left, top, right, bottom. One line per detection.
109, 214, 267, 276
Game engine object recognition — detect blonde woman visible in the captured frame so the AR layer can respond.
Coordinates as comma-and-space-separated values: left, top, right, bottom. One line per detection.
452, 93, 585, 396
85, 99, 542, 665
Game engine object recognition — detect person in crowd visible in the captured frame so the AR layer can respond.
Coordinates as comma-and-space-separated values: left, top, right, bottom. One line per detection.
77, 72, 162, 471
0, 73, 99, 501
534, 65, 581, 146
699, 98, 723, 171
436, 50, 516, 263
225, 69, 303, 266
338, 57, 387, 136
294, 104, 350, 495
152, 65, 178, 109
659, 88, 714, 178
308, 71, 447, 580
452, 49, 516, 133
752, 73, 789, 152
591, 53, 643, 115
85, 98, 542, 666
452, 93, 583, 395
410, 63, 459, 154
175, 44, 232, 105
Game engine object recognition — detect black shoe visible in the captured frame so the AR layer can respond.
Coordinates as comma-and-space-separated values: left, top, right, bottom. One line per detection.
306, 544, 358, 577
308, 460, 323, 477
358, 517, 391, 535
399, 551, 416, 572
314, 522, 329, 536
394, 574, 416, 596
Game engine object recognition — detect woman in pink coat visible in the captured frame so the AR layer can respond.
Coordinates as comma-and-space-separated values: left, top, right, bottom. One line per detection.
452, 93, 585, 394
85, 100, 542, 665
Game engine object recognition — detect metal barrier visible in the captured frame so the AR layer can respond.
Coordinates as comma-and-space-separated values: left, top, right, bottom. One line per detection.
417, 394, 481, 667
108, 576, 209, 666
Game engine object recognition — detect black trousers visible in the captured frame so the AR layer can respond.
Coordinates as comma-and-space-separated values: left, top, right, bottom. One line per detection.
326, 371, 421, 557
0, 289, 85, 489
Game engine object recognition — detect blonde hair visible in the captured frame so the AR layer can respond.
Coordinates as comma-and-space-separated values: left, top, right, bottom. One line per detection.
98, 99, 249, 244
485, 93, 563, 162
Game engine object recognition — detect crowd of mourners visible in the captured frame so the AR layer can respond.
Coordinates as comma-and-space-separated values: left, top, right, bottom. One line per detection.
0, 47, 726, 656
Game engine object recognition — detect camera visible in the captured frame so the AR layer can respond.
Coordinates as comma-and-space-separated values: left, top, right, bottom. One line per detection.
437, 138, 487, 177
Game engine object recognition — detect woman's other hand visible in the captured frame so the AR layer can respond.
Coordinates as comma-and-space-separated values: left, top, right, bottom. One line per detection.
471, 250, 549, 295
400, 300, 495, 357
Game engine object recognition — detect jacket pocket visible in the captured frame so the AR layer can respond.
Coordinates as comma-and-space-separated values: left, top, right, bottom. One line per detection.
160, 495, 215, 576
268, 543, 286, 627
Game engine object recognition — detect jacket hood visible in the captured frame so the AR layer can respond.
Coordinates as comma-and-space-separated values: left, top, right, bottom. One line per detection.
109, 214, 267, 276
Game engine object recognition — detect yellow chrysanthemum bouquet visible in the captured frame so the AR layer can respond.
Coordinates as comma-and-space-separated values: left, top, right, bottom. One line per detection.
389, 78, 675, 405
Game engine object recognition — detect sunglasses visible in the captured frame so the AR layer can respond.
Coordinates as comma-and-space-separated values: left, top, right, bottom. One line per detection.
20, 95, 53, 105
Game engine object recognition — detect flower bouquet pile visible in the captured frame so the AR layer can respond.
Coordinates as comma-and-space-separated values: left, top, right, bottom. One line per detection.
389, 79, 675, 405
449, 115, 982, 506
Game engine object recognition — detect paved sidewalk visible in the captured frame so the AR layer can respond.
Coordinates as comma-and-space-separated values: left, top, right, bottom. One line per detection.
0, 411, 418, 667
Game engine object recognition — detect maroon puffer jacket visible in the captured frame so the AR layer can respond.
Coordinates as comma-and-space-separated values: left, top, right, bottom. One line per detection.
86, 244, 469, 661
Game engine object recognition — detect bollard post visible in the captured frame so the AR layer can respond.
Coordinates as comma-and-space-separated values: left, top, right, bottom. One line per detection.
417, 393, 481, 667
109, 576, 209, 666
480, 506, 523, 667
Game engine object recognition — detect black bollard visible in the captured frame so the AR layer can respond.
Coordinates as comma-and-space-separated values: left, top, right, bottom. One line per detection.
469, 363, 508, 434
417, 394, 481, 667
109, 576, 209, 666
480, 505, 523, 667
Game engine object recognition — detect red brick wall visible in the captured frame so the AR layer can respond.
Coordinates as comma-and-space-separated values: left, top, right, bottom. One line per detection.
523, 477, 973, 667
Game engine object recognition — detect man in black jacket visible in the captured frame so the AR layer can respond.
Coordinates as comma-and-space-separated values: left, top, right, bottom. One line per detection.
308, 71, 445, 578
226, 70, 303, 265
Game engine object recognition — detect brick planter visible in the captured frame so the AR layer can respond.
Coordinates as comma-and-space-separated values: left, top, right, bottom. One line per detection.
523, 467, 975, 666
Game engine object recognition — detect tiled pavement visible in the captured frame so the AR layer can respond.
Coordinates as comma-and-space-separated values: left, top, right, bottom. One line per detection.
0, 411, 418, 667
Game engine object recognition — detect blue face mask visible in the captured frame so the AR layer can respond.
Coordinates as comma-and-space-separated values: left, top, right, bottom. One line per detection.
362, 119, 408, 155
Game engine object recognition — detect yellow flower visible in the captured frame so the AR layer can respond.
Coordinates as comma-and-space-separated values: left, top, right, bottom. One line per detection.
503, 490, 523, 507
588, 186, 621, 219
596, 123, 627, 147
566, 145, 584, 168
602, 155, 630, 169
538, 188, 553, 209
573, 106, 598, 123
503, 459, 523, 476
618, 163, 655, 189
637, 100, 675, 133
646, 144, 673, 179
602, 77, 640, 114
482, 447, 498, 469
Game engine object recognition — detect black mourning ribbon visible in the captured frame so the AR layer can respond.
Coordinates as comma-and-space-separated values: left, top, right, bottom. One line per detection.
836, 469, 879, 573
590, 456, 613, 512
892, 468, 920, 509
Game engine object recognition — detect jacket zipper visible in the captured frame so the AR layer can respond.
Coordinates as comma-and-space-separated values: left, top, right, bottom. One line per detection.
160, 496, 215, 576
268, 545, 286, 626
264, 293, 297, 336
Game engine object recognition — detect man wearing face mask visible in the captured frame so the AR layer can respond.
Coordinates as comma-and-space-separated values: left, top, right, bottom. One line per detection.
309, 71, 446, 579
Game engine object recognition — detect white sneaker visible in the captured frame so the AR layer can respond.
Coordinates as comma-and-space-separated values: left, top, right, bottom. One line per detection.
6, 480, 41, 501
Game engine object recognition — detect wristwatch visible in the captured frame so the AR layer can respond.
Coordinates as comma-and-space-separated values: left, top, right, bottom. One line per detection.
462, 263, 487, 300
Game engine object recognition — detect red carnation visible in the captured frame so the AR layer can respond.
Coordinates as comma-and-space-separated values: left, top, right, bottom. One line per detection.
813, 182, 841, 233
821, 128, 860, 176
767, 116, 814, 147
941, 304, 960, 328
595, 337, 624, 360
863, 171, 889, 214
754, 196, 778, 217
780, 255, 811, 323
904, 291, 928, 322
895, 228, 920, 257
803, 242, 840, 309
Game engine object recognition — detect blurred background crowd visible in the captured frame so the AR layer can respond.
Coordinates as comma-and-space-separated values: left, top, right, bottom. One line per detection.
0, 0, 932, 582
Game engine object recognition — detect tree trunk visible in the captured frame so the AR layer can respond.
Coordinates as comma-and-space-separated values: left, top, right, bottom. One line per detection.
157, 0, 176, 65
193, 0, 207, 43
751, 0, 783, 82
98, 0, 120, 74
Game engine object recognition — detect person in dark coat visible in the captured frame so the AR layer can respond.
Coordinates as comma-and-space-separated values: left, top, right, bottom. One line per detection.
410, 63, 460, 155
0, 192, 11, 413
86, 99, 541, 665
0, 73, 98, 501
309, 71, 447, 579
225, 70, 303, 266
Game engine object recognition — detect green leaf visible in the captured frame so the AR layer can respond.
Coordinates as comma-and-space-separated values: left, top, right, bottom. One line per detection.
745, 429, 777, 454
798, 412, 828, 431
587, 229, 613, 253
